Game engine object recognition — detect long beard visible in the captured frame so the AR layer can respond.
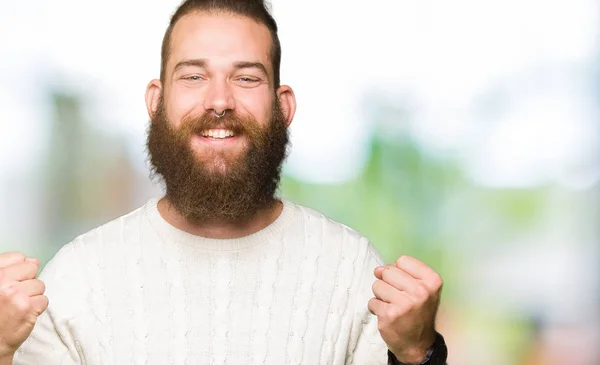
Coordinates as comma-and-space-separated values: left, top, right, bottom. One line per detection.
146, 99, 290, 223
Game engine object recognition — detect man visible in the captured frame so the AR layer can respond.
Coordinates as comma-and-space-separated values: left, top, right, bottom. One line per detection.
1, 0, 447, 364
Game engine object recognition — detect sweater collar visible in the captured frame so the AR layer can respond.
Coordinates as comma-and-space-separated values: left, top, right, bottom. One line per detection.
145, 196, 295, 251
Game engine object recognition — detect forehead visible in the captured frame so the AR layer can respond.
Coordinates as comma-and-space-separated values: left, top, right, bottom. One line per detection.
168, 12, 273, 72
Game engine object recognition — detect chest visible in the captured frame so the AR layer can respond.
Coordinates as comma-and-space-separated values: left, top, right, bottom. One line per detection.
75, 252, 358, 365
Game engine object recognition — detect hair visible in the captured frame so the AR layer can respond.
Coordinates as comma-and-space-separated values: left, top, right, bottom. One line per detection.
160, 0, 281, 88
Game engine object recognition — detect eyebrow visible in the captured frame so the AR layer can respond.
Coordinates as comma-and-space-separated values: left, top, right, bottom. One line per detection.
232, 61, 268, 76
172, 59, 269, 77
173, 59, 207, 73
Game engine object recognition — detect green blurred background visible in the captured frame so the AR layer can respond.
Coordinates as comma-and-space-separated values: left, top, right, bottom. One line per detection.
1, 1, 599, 364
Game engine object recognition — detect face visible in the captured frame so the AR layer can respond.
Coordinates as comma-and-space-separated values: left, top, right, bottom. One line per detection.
163, 12, 279, 166
145, 11, 296, 222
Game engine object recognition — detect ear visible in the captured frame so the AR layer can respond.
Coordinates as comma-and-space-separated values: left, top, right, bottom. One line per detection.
276, 85, 296, 127
145, 79, 162, 119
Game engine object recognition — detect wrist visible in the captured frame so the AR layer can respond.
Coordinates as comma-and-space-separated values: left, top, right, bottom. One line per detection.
391, 333, 436, 364
391, 346, 431, 365
389, 332, 447, 365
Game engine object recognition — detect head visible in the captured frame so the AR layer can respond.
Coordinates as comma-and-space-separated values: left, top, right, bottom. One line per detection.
159, 0, 282, 89
145, 0, 296, 223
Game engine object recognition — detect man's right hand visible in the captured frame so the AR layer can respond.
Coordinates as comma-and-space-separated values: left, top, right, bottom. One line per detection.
0, 252, 48, 362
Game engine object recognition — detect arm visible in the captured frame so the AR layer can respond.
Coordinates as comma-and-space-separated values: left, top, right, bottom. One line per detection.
371, 256, 446, 365
13, 245, 83, 365
345, 241, 389, 365
345, 242, 448, 365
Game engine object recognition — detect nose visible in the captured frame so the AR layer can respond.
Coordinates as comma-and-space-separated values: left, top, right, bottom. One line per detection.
203, 78, 235, 116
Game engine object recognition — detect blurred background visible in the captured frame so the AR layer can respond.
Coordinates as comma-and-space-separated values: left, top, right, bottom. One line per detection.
1, 0, 599, 364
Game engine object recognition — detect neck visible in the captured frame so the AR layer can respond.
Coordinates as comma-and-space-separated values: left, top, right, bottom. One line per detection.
157, 197, 283, 239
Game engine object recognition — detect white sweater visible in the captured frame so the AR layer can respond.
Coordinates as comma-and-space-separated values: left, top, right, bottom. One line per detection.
15, 197, 389, 364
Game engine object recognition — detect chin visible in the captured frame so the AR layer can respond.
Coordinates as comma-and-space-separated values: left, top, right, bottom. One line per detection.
193, 154, 236, 173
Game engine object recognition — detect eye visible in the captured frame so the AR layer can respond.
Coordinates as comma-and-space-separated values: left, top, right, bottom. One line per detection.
180, 74, 206, 82
235, 77, 261, 87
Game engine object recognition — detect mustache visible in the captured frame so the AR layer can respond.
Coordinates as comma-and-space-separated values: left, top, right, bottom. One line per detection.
179, 111, 254, 136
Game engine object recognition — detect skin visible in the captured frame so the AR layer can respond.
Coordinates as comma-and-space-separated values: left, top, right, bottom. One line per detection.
0, 253, 48, 364
145, 12, 296, 239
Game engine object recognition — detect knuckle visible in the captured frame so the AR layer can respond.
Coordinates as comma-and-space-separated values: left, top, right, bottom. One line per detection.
35, 295, 49, 315
1, 285, 16, 297
26, 261, 39, 273
385, 307, 401, 320
397, 255, 415, 267
395, 255, 407, 267
38, 280, 46, 294
371, 280, 381, 294
381, 266, 394, 280
431, 274, 443, 289
12, 294, 31, 313
396, 299, 413, 314
415, 284, 429, 298
0, 289, 9, 303
367, 298, 376, 313
5, 252, 26, 263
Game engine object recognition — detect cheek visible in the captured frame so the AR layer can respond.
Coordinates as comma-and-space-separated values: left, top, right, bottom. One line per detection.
167, 87, 204, 127
236, 92, 273, 126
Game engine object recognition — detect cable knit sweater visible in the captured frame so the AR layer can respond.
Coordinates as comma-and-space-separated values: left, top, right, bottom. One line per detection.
14, 197, 389, 364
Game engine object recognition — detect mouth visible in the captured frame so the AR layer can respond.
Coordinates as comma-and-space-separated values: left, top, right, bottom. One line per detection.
191, 128, 242, 150
199, 128, 236, 140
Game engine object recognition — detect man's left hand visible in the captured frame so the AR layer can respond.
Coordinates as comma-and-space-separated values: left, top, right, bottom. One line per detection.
368, 255, 442, 364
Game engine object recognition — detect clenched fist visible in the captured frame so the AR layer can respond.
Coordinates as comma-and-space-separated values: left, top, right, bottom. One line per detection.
368, 255, 443, 364
0, 252, 48, 361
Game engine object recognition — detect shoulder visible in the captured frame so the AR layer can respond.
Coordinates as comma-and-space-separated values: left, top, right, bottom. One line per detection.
39, 201, 149, 282
291, 201, 364, 239
48, 199, 153, 269
70, 203, 147, 252
287, 200, 384, 265
38, 202, 150, 316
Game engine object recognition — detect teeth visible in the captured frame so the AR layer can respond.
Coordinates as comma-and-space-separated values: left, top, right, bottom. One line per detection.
201, 129, 234, 139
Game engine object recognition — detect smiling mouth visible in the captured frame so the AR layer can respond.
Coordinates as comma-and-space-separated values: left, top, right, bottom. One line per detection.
199, 128, 236, 139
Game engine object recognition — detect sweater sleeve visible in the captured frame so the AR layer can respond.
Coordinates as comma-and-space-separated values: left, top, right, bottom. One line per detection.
345, 239, 389, 365
13, 243, 84, 365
